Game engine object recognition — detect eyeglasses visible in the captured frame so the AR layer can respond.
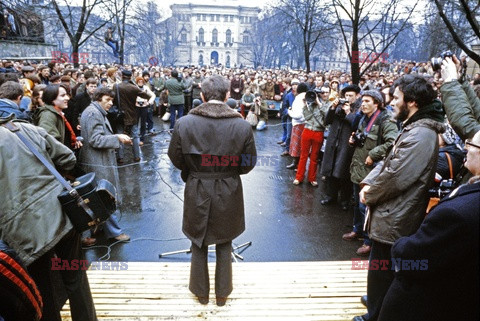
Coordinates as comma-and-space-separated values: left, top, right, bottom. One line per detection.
465, 139, 480, 150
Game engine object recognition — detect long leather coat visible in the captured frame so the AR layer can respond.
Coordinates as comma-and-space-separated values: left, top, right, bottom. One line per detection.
168, 102, 256, 247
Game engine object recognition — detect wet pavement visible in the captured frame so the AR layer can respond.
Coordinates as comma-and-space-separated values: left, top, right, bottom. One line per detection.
85, 117, 361, 263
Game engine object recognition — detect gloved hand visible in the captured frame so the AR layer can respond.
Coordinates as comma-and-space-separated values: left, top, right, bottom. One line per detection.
441, 57, 458, 83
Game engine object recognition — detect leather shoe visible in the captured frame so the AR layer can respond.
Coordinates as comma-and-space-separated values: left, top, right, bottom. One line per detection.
216, 296, 227, 306
286, 163, 296, 170
360, 295, 367, 307
276, 141, 284, 144
280, 142, 286, 147
197, 296, 209, 305
320, 198, 334, 205
342, 231, 360, 241
352, 316, 366, 321
356, 244, 371, 256
133, 157, 141, 162
81, 237, 96, 247
280, 151, 289, 156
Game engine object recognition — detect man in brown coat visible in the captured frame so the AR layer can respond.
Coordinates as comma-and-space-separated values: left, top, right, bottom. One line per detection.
113, 69, 152, 162
168, 75, 257, 307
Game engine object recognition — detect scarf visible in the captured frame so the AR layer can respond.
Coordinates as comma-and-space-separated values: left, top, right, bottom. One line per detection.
403, 99, 445, 128
60, 113, 77, 148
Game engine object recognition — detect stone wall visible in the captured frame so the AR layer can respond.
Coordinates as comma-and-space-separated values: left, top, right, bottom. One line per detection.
0, 40, 55, 60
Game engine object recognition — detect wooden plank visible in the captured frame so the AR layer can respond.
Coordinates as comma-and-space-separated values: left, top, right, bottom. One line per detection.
62, 261, 368, 321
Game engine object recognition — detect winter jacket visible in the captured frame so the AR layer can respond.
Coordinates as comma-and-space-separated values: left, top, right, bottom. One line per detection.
0, 98, 29, 120
0, 117, 76, 266
34, 104, 65, 144
79, 102, 121, 202
165, 77, 187, 105
113, 80, 151, 126
288, 92, 306, 126
350, 109, 398, 184
362, 118, 446, 245
168, 102, 256, 247
440, 80, 480, 140
303, 100, 329, 132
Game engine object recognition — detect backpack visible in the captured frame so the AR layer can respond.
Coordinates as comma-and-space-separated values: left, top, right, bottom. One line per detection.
0, 241, 43, 321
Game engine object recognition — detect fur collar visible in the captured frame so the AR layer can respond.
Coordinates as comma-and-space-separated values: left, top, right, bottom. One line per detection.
189, 102, 242, 119
404, 118, 446, 134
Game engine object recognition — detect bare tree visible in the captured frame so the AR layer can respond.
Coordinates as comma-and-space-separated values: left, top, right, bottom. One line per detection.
100, 0, 135, 65
432, 0, 480, 65
50, 0, 108, 67
333, 0, 418, 84
276, 0, 334, 72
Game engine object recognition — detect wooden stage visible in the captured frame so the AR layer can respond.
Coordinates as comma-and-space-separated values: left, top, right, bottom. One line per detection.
61, 261, 367, 320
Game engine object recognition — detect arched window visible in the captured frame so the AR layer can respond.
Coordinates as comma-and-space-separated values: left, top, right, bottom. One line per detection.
242, 33, 249, 44
212, 28, 218, 43
199, 54, 204, 66
226, 29, 231, 44
226, 55, 231, 68
199, 28, 204, 42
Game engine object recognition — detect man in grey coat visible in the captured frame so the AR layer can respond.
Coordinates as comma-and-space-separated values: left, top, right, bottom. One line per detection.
168, 75, 257, 307
352, 75, 446, 321
79, 87, 132, 242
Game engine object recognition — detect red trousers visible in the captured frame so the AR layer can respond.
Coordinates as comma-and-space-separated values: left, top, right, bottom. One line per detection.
295, 128, 324, 183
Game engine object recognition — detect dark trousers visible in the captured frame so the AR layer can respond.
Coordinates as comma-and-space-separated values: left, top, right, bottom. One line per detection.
324, 176, 352, 205
189, 241, 233, 298
353, 183, 371, 246
184, 95, 192, 113
280, 112, 288, 142
364, 240, 394, 321
285, 116, 292, 152
28, 230, 97, 321
169, 104, 184, 129
136, 107, 148, 141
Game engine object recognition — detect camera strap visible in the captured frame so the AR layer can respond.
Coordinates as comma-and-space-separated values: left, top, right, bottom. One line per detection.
363, 109, 381, 135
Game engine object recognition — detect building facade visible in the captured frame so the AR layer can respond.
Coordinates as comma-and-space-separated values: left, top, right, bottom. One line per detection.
169, 1, 260, 67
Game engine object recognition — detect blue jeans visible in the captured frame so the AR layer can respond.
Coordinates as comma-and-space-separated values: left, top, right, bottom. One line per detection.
106, 40, 119, 57
280, 112, 288, 142
285, 116, 292, 152
147, 105, 154, 131
353, 183, 371, 246
169, 104, 184, 129
136, 107, 148, 140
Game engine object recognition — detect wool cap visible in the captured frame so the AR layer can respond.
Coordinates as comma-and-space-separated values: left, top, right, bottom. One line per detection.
362, 89, 384, 105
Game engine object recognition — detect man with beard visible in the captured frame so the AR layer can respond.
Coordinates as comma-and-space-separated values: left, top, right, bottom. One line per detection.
352, 74, 446, 321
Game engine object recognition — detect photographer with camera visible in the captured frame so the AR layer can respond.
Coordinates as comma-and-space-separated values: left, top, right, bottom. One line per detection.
251, 94, 268, 131
292, 89, 329, 186
353, 75, 446, 321
345, 90, 397, 257
438, 54, 480, 141
135, 76, 155, 143
320, 84, 361, 210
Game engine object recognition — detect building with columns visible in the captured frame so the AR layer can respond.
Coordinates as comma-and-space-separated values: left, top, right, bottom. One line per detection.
168, 0, 260, 67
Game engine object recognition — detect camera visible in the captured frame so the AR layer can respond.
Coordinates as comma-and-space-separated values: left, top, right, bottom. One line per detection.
305, 91, 317, 105
351, 132, 366, 148
431, 50, 453, 72
428, 179, 455, 199
338, 98, 348, 106
335, 99, 349, 117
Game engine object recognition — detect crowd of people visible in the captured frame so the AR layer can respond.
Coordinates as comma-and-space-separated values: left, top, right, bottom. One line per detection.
0, 54, 479, 320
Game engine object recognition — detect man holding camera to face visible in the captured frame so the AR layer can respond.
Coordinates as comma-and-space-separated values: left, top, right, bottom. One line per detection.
345, 90, 397, 257
320, 85, 362, 210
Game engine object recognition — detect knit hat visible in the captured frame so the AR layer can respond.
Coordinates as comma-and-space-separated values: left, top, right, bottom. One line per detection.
362, 89, 384, 105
